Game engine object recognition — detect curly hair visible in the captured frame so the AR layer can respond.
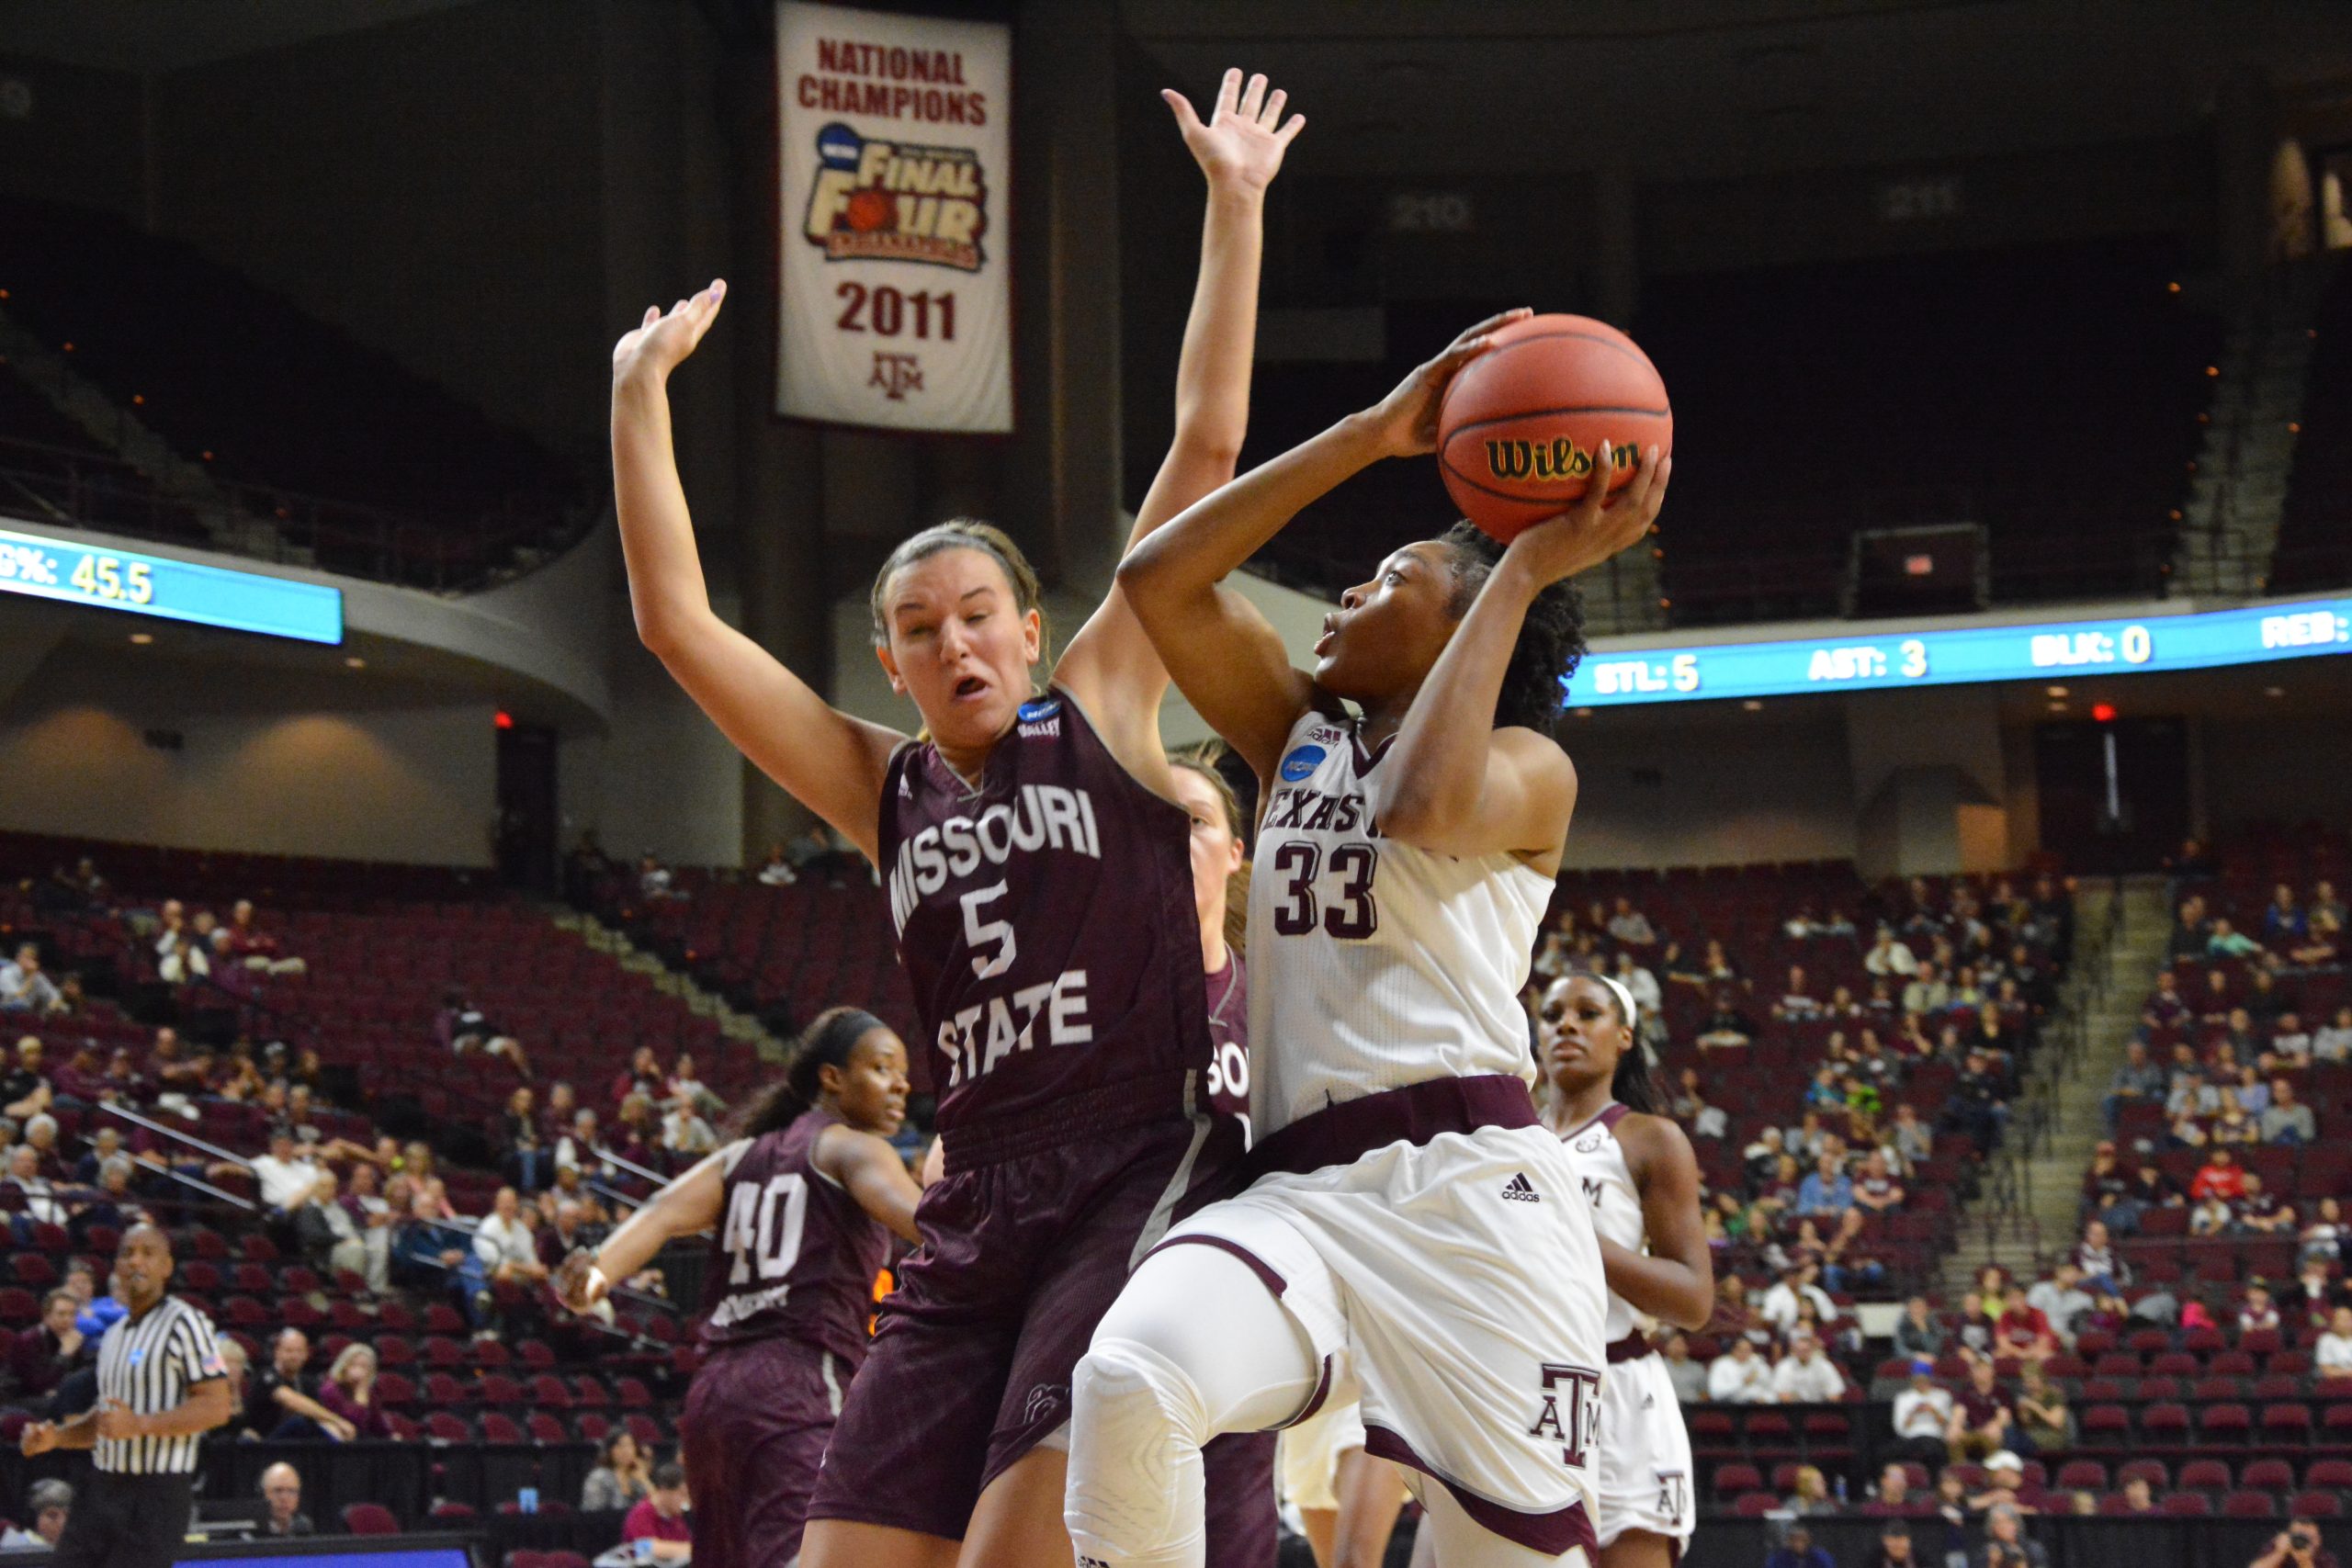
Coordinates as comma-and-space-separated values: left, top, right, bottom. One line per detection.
1433, 523, 1589, 736
732, 1007, 890, 1139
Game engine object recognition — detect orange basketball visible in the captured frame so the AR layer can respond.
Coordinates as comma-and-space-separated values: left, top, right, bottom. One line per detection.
1436, 313, 1673, 541
844, 188, 895, 233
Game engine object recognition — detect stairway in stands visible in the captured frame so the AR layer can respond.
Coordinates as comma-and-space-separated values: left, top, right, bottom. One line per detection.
1940, 875, 2176, 1293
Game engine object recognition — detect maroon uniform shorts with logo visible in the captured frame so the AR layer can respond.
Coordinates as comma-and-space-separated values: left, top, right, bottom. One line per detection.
806, 1103, 1273, 1559
681, 1334, 848, 1568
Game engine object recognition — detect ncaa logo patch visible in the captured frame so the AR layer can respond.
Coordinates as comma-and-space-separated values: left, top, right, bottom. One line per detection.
1016, 697, 1061, 724
1278, 744, 1327, 783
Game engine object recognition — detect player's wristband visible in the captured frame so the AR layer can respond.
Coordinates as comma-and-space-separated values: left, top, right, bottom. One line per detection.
587, 1264, 610, 1299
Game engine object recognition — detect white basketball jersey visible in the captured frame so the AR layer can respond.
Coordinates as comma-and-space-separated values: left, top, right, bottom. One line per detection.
1559, 1104, 1645, 1339
1248, 710, 1555, 1140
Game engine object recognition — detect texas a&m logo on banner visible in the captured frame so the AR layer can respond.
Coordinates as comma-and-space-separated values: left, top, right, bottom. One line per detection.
775, 3, 1012, 433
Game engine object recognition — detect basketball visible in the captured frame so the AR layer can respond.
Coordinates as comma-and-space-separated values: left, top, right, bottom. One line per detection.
1436, 313, 1674, 541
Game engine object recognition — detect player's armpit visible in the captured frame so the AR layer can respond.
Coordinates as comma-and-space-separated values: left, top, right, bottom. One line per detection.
1376, 727, 1576, 862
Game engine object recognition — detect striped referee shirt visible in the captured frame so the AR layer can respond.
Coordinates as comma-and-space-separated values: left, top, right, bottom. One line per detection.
93, 1295, 225, 1474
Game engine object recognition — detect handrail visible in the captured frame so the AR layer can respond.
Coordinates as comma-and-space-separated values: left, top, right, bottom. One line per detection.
99, 1100, 254, 1170
589, 1146, 671, 1190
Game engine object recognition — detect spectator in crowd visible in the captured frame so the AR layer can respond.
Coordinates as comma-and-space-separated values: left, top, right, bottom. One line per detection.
2290, 1253, 2344, 1328
336, 1163, 395, 1293
3, 1146, 65, 1236
1761, 1262, 1838, 1331
0, 948, 63, 1017
2117, 1476, 2158, 1516
2, 1039, 51, 1122
1772, 1331, 1847, 1404
1889, 1102, 1934, 1168
1860, 1463, 1916, 1518
0, 1481, 72, 1551
621, 1461, 692, 1563
1776, 966, 1821, 1022
1852, 1149, 1905, 1214
2270, 1012, 2314, 1068
1705, 1337, 1774, 1404
317, 1344, 390, 1439
1943, 1047, 2009, 1153
2250, 1519, 2341, 1568
2315, 1006, 2352, 1064
1980, 1502, 2048, 1568
1947, 1357, 2016, 1462
224, 902, 305, 976
2314, 1305, 2352, 1382
636, 853, 680, 903
1970, 1451, 2031, 1512
291, 1171, 368, 1282
2191, 1146, 2246, 1201
153, 900, 210, 985
471, 1185, 548, 1298
8, 1290, 85, 1404
249, 1128, 321, 1215
1994, 1292, 2057, 1364
2103, 1041, 2166, 1130
260, 1463, 312, 1538
2261, 1077, 2316, 1145
1768, 1525, 1836, 1568
1742, 1126, 1786, 1189
1893, 1298, 1946, 1361
2264, 885, 2308, 944
753, 842, 797, 886
1660, 1333, 1705, 1404
2191, 1190, 2235, 1238
1605, 897, 1657, 948
390, 1191, 469, 1293
248, 1329, 354, 1442
556, 1110, 604, 1179
2122, 1155, 2179, 1216
583, 1428, 655, 1512
1796, 1151, 1853, 1216
2239, 1175, 2299, 1236
1890, 1360, 1954, 1468
1695, 993, 1756, 1054
2024, 1262, 2093, 1346
1866, 926, 1919, 977
1783, 1464, 1837, 1516
2239, 1280, 2283, 1335
2209, 917, 2261, 957
659, 1095, 717, 1158
437, 991, 531, 1078
1870, 1517, 1919, 1568
2013, 1362, 2070, 1452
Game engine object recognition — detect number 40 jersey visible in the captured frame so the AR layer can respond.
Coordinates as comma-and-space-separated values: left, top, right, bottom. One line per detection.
699, 1107, 889, 1365
1248, 707, 1555, 1143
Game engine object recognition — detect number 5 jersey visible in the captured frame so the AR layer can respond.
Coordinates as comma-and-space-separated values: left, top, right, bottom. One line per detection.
700, 1107, 889, 1364
1247, 706, 1555, 1140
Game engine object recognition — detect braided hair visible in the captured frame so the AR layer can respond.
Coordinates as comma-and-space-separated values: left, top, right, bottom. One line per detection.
733, 1007, 890, 1139
1434, 523, 1589, 736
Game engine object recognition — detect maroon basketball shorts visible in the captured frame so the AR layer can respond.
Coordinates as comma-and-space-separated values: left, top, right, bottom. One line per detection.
807, 1106, 1273, 1559
681, 1334, 849, 1568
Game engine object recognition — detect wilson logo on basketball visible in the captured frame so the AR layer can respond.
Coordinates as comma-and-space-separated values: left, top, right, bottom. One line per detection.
804, 121, 989, 272
1483, 437, 1638, 486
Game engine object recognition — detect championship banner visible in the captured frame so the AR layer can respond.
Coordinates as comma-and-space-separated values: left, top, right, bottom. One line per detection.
775, 1, 1012, 433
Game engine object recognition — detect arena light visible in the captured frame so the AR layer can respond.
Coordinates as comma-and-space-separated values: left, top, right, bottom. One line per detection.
0, 525, 342, 644
2091, 702, 2117, 722
1564, 595, 2352, 707
493, 710, 514, 730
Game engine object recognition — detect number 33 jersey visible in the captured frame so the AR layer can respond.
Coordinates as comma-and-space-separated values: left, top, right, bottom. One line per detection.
699, 1108, 889, 1365
1248, 708, 1555, 1142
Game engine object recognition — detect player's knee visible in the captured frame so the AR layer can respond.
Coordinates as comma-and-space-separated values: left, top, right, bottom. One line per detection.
1065, 1337, 1209, 1562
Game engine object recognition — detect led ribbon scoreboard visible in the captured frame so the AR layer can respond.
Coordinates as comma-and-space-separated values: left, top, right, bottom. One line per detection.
0, 525, 343, 645
1566, 597, 2352, 707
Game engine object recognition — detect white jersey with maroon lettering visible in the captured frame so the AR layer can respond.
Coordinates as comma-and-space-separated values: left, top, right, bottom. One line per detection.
1246, 710, 1553, 1140
1558, 1102, 1696, 1551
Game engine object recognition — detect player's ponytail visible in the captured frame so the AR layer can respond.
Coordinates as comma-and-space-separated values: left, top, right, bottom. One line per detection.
1434, 522, 1589, 736
734, 1007, 888, 1138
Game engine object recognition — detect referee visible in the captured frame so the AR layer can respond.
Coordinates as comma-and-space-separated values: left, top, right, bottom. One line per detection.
20, 1224, 232, 1568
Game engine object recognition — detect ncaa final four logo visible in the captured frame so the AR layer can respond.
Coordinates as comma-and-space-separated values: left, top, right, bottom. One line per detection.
803, 121, 989, 272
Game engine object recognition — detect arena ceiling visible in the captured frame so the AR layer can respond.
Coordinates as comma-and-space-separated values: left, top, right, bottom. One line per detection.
1119, 0, 2352, 178
0, 0, 492, 73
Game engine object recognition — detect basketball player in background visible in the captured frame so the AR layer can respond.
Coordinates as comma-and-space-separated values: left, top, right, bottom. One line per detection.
608, 67, 1301, 1568
1066, 320, 1668, 1567
1529, 972, 1712, 1568
559, 1009, 922, 1568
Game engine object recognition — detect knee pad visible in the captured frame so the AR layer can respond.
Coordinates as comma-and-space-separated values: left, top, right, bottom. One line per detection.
1065, 1337, 1209, 1568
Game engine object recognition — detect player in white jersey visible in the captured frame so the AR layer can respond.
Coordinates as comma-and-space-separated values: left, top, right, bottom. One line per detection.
1537, 973, 1713, 1568
1065, 314, 1670, 1568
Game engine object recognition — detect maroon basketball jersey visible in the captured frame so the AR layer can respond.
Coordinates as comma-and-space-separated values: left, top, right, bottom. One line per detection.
700, 1108, 888, 1366
1204, 951, 1250, 1134
881, 687, 1210, 1135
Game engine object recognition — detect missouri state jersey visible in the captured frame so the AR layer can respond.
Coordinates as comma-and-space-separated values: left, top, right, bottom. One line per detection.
1204, 952, 1250, 1142
881, 687, 1210, 1134
701, 1108, 889, 1365
1248, 708, 1555, 1141
1560, 1102, 1645, 1339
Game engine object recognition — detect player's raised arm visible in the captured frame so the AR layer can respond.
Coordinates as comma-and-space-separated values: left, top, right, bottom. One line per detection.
1116, 311, 1525, 781
611, 284, 902, 863
1054, 69, 1302, 780
1378, 435, 1668, 859
555, 1145, 729, 1312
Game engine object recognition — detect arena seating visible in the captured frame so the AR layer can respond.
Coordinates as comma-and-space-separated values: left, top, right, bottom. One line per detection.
0, 196, 587, 587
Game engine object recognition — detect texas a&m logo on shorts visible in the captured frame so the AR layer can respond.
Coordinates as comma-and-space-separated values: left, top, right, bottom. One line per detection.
1529, 1362, 1601, 1470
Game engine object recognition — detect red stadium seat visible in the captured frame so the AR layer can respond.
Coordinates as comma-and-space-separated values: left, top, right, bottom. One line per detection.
2222, 1491, 2278, 1518
2162, 1492, 2213, 1517
342, 1504, 400, 1535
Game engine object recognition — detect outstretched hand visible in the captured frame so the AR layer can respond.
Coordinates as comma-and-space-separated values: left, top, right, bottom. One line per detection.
1501, 440, 1671, 589
613, 279, 728, 386
1163, 69, 1305, 192
553, 1247, 606, 1313
1357, 309, 1532, 458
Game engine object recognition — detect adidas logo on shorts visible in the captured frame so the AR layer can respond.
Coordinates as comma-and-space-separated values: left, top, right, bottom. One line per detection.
1501, 1173, 1542, 1202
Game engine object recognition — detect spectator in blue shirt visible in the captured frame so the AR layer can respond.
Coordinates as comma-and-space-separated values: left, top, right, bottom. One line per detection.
1797, 1151, 1853, 1216
1769, 1525, 1838, 1568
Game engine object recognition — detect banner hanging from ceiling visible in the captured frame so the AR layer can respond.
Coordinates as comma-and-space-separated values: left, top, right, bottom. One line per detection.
775, 1, 1012, 433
